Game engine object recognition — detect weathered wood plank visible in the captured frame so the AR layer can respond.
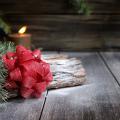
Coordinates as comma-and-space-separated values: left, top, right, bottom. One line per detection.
40, 52, 120, 120
0, 0, 120, 14
4, 14, 120, 50
100, 52, 120, 85
5, 15, 103, 50
6, 15, 120, 25
1, 1, 120, 50
0, 92, 47, 120
0, 0, 68, 14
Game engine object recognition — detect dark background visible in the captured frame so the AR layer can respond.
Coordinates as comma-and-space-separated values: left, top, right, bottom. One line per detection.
1, 0, 120, 51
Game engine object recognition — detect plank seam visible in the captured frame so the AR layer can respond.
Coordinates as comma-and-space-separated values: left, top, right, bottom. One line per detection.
98, 52, 120, 87
39, 91, 48, 120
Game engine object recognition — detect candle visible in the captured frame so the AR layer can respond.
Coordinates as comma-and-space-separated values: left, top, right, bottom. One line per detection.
8, 26, 31, 49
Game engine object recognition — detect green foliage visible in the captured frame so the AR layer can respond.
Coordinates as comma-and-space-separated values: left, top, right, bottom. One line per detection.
70, 0, 91, 15
0, 41, 15, 102
0, 41, 15, 55
0, 18, 11, 34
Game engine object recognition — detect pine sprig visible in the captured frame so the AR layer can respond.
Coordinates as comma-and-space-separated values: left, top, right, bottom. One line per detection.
70, 0, 91, 15
0, 41, 15, 102
0, 18, 11, 34
0, 41, 15, 55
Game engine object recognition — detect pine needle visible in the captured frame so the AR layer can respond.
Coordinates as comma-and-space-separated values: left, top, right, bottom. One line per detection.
0, 41, 15, 102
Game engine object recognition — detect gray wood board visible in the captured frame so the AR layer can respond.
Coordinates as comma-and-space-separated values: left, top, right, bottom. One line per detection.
0, 91, 47, 120
100, 52, 120, 85
40, 52, 120, 120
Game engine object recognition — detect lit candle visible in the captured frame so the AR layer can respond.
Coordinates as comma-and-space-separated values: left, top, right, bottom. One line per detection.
8, 26, 31, 49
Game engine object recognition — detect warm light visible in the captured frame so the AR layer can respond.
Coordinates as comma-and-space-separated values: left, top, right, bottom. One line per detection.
18, 26, 27, 34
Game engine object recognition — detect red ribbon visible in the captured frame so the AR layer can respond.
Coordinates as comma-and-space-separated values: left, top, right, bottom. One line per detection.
2, 45, 53, 98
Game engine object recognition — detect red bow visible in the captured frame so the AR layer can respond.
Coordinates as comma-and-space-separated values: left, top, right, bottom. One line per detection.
2, 45, 53, 98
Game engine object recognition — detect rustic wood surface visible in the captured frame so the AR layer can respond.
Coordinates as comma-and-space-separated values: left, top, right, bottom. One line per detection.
0, 0, 120, 50
100, 52, 120, 85
0, 92, 47, 120
0, 0, 119, 14
40, 52, 120, 120
6, 15, 103, 51
1, 52, 120, 120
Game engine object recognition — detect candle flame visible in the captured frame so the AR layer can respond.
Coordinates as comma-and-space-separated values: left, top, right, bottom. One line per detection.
18, 26, 27, 34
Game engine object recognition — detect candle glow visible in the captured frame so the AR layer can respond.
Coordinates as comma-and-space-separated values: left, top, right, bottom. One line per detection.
9, 25, 31, 49
18, 26, 27, 34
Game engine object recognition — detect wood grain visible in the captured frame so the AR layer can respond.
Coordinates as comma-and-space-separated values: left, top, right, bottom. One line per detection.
0, 0, 120, 14
0, 0, 120, 50
5, 15, 103, 50
100, 52, 120, 85
0, 92, 47, 120
5, 14, 120, 50
40, 52, 120, 120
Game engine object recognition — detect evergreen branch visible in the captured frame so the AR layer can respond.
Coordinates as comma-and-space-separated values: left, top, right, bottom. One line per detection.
0, 18, 11, 34
0, 41, 15, 102
0, 41, 15, 55
70, 0, 91, 15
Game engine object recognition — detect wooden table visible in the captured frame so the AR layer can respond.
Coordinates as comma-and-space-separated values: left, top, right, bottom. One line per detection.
0, 52, 120, 120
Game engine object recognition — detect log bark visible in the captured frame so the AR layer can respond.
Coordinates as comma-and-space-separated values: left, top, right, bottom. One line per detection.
43, 54, 86, 89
